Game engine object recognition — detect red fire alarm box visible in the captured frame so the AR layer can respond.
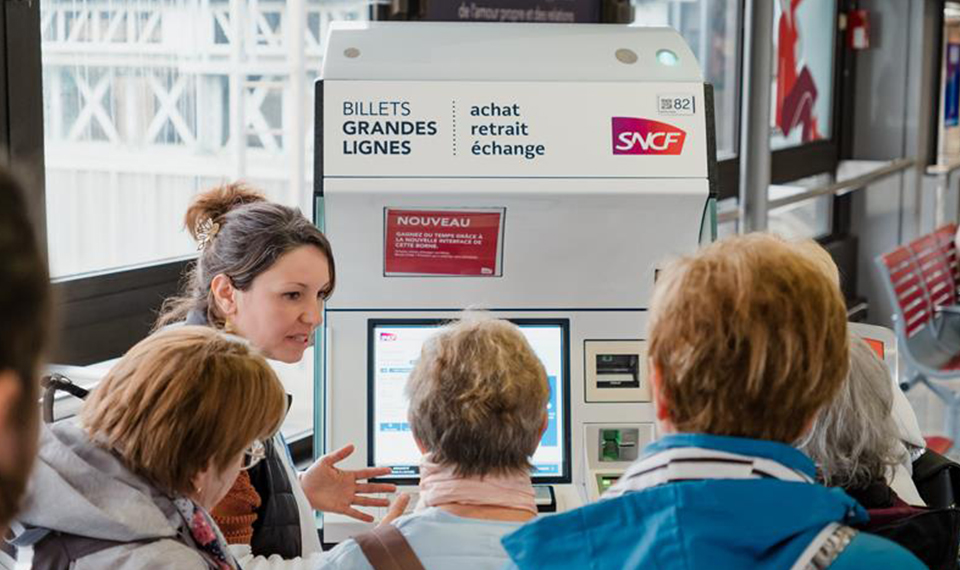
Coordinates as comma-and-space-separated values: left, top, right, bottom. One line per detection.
848, 9, 870, 50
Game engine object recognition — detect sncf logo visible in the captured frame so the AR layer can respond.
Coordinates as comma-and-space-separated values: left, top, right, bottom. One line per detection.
612, 117, 686, 155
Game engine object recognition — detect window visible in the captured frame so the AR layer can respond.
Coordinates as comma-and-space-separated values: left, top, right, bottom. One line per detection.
39, 0, 367, 438
40, 0, 367, 279
633, 0, 742, 160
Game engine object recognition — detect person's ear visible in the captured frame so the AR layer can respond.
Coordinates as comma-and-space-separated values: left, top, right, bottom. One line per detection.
798, 413, 818, 441
414, 437, 428, 455
0, 371, 22, 472
650, 360, 671, 423
210, 274, 238, 318
0, 371, 20, 429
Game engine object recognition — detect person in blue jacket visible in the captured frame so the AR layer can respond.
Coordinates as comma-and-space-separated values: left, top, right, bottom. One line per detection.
501, 234, 926, 570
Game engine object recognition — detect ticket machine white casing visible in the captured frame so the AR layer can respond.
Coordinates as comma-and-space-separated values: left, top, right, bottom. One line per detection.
316, 21, 717, 543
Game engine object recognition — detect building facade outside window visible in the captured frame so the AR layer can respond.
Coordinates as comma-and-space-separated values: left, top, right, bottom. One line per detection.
39, 0, 366, 436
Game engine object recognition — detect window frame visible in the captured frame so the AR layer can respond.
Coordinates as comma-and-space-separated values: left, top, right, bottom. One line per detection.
3, 0, 47, 243
926, 3, 950, 167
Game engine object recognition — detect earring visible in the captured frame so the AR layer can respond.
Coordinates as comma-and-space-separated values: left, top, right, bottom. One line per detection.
223, 320, 236, 334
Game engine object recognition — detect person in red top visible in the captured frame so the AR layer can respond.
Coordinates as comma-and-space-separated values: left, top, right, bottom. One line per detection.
776, 0, 821, 142
776, 0, 801, 130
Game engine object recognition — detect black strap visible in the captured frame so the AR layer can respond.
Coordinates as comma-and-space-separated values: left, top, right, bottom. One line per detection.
355, 525, 426, 570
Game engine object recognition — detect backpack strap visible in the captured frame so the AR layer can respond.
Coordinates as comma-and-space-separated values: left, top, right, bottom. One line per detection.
29, 528, 204, 570
31, 531, 138, 570
790, 523, 859, 570
354, 525, 426, 570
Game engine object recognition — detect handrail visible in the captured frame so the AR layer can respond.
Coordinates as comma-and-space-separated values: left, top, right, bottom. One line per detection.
766, 158, 917, 211
927, 157, 960, 176
716, 157, 917, 225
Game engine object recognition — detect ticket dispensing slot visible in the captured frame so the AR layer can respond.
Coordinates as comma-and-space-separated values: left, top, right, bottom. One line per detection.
585, 340, 649, 403
596, 355, 640, 389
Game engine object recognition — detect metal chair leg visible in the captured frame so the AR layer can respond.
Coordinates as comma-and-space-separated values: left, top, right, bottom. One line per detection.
947, 398, 960, 456
900, 370, 922, 392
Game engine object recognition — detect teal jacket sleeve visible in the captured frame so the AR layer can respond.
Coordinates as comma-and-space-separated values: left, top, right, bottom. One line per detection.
829, 533, 927, 570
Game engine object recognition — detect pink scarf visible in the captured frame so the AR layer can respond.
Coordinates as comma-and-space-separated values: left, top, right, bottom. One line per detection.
416, 456, 537, 515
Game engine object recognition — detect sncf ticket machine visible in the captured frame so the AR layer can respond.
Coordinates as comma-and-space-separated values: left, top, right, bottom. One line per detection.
315, 22, 717, 542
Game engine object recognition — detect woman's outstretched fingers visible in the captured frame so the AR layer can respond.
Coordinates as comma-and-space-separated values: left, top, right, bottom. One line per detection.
356, 482, 397, 494
353, 495, 391, 508
379, 493, 411, 526
352, 467, 394, 480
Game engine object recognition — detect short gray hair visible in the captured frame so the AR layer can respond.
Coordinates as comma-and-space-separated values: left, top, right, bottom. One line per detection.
797, 335, 906, 489
406, 312, 549, 477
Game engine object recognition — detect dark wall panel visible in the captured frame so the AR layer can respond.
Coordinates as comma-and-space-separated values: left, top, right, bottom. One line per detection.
53, 260, 190, 365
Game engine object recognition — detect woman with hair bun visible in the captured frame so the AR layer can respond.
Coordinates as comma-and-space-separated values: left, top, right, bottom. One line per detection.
158, 183, 405, 568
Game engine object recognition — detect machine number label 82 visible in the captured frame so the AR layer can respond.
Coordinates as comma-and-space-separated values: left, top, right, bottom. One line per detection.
657, 94, 696, 116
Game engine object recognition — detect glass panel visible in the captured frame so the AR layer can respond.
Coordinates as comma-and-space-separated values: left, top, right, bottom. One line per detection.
716, 196, 738, 238
770, 0, 837, 150
39, 0, 366, 436
633, 0, 742, 160
40, 0, 367, 279
768, 185, 832, 240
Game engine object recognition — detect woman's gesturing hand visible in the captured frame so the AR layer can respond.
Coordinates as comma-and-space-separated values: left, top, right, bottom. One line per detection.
300, 444, 397, 522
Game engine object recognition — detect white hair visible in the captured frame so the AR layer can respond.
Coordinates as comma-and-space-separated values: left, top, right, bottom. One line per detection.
797, 335, 907, 489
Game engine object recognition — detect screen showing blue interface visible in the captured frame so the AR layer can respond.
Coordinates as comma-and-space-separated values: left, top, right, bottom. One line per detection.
371, 322, 566, 481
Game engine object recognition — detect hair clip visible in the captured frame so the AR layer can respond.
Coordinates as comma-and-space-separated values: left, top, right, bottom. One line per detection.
195, 217, 221, 251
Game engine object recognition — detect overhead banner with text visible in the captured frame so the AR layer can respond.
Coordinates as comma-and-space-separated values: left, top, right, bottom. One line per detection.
424, 0, 601, 23
323, 81, 708, 179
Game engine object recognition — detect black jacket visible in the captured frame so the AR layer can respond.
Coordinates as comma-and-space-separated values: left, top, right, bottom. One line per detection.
247, 438, 303, 558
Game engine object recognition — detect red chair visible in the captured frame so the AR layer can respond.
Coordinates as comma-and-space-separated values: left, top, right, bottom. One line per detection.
878, 223, 960, 451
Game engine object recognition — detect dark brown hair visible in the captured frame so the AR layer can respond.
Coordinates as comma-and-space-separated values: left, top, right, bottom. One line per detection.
157, 183, 335, 329
0, 166, 52, 524
82, 327, 286, 494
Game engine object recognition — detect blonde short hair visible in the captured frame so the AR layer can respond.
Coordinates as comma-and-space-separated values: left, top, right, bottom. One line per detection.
81, 327, 286, 495
649, 234, 849, 443
406, 312, 549, 477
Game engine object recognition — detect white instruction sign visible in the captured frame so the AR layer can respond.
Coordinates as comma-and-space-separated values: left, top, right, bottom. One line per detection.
323, 81, 707, 179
